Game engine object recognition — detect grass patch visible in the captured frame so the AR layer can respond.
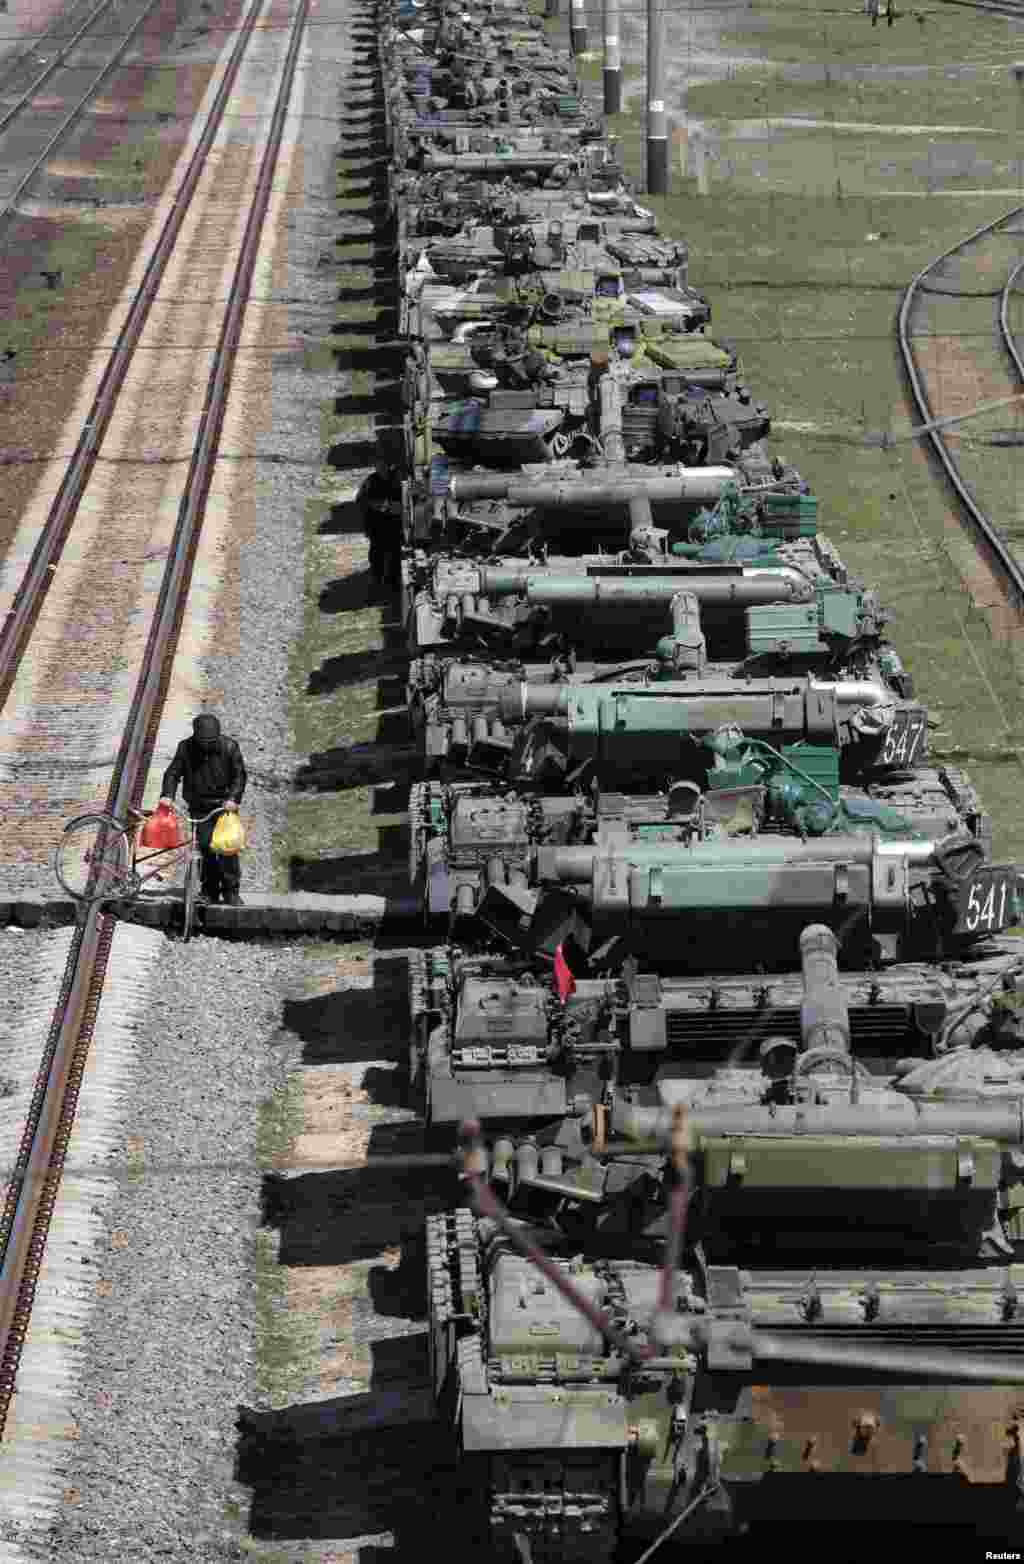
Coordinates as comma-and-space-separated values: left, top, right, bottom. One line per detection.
720, 0, 1019, 72
686, 63, 1016, 134
4, 222, 120, 356
285, 130, 407, 889
256, 1068, 305, 1172
611, 0, 1024, 859
575, 57, 643, 88
254, 1226, 317, 1407
254, 1073, 319, 1406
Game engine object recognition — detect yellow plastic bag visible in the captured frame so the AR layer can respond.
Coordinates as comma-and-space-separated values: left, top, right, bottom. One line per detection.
211, 810, 246, 856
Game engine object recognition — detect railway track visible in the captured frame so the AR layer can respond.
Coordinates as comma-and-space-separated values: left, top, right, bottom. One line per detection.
898, 204, 1024, 612
0, 0, 310, 1439
0, 0, 166, 230
0, 0, 106, 99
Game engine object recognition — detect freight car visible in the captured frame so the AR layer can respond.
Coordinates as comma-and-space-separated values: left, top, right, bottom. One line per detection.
375, 1, 1024, 1553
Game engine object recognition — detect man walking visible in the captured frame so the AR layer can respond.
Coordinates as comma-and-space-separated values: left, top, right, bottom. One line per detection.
159, 714, 247, 905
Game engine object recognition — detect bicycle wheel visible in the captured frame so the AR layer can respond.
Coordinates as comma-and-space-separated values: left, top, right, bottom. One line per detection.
182, 849, 199, 942
54, 815, 133, 903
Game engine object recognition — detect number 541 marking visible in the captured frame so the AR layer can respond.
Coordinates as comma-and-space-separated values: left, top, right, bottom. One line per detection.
957, 872, 1019, 935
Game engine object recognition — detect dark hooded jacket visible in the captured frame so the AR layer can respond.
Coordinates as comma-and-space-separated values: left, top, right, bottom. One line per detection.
161, 735, 247, 814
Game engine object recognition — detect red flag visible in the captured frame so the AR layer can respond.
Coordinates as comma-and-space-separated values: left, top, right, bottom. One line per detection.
554, 943, 576, 1004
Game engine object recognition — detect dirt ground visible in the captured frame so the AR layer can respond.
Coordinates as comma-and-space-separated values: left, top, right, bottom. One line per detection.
0, 0, 243, 554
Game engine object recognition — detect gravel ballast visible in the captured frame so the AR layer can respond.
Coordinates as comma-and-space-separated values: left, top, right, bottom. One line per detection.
0, 0, 361, 1556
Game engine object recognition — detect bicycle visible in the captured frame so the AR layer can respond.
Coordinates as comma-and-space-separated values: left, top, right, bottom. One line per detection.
54, 803, 227, 941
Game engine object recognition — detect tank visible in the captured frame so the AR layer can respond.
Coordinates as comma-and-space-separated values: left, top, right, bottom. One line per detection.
407, 757, 1005, 956
378, 4, 1024, 1550
405, 455, 806, 557
395, 172, 661, 243
404, 530, 868, 654
423, 924, 1024, 1552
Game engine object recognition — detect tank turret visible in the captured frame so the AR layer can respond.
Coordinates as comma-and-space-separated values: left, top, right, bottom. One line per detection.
425, 923, 1024, 1552
409, 756, 1009, 963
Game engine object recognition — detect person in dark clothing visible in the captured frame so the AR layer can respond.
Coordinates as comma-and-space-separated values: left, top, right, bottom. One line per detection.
159, 715, 247, 905
360, 458, 403, 591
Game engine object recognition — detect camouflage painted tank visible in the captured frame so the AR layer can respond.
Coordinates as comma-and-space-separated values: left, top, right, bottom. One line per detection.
406, 741, 1000, 950
423, 924, 1024, 1555
397, 174, 660, 241
401, 306, 753, 477
379, 4, 1024, 1551
403, 491, 850, 652
404, 452, 804, 556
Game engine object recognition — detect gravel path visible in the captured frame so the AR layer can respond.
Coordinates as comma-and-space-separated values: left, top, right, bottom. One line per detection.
0, 0, 356, 1557
0, 939, 309, 1564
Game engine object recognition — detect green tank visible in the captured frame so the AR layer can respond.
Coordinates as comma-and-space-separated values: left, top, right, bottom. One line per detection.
422, 924, 1024, 1552
407, 742, 999, 958
381, 7, 1024, 1550
405, 530, 859, 654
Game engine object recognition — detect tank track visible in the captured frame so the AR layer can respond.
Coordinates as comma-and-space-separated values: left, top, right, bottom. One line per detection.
408, 778, 445, 884
408, 943, 451, 1094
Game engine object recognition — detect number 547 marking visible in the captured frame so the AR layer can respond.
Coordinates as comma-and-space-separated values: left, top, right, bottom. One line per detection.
881, 714, 925, 767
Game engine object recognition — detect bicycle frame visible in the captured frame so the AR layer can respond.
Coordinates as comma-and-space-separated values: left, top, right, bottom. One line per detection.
128, 804, 226, 891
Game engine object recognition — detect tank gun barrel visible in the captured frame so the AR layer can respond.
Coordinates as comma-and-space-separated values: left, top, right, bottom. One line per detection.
477, 568, 815, 605
598, 373, 625, 464
499, 674, 893, 727
423, 152, 575, 173
800, 923, 850, 1055
652, 1319, 1024, 1385
610, 1098, 1024, 1144
449, 468, 739, 506
536, 833, 937, 885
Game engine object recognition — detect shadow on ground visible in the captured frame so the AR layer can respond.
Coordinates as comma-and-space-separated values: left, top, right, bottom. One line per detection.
238, 946, 464, 1554
288, 821, 410, 894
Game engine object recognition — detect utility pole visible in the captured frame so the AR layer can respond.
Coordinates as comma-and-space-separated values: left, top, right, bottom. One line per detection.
570, 0, 587, 56
645, 0, 668, 195
603, 0, 621, 114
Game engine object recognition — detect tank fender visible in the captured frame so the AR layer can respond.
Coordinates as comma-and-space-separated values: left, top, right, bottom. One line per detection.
462, 1389, 628, 1451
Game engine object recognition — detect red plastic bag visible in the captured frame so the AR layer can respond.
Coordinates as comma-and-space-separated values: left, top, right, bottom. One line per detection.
140, 803, 184, 851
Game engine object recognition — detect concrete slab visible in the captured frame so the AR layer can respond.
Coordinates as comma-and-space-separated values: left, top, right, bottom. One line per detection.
0, 892, 421, 939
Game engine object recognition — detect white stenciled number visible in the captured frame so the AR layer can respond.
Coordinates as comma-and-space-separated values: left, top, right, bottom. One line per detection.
980, 882, 997, 929
965, 880, 984, 931
904, 719, 924, 763
965, 876, 1003, 931
882, 715, 925, 767
882, 718, 904, 765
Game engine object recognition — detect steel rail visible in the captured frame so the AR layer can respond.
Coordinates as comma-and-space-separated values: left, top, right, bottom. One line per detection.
0, 0, 112, 90
897, 204, 1024, 613
0, 0, 104, 97
0, 0, 310, 1437
999, 253, 1024, 386
0, 0, 115, 141
0, 0, 163, 230
0, 0, 262, 712
937, 0, 1024, 14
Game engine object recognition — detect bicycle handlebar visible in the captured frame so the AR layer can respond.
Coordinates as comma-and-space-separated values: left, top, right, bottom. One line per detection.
142, 803, 232, 825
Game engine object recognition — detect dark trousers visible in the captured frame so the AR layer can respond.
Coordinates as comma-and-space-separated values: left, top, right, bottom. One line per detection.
194, 810, 241, 900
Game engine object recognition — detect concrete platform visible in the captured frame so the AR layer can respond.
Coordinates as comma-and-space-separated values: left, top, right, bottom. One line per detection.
0, 891, 422, 938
